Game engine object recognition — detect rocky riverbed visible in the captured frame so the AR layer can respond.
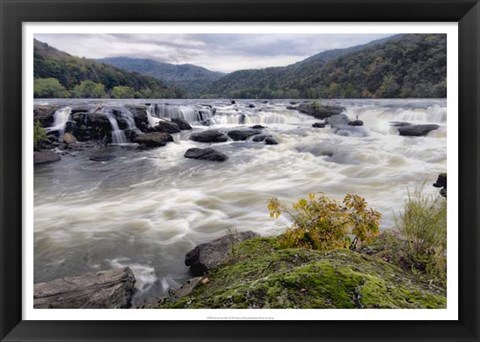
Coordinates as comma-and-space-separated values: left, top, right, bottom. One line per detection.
33, 98, 447, 304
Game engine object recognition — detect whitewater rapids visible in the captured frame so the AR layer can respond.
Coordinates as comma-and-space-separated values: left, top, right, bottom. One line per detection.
33, 98, 447, 303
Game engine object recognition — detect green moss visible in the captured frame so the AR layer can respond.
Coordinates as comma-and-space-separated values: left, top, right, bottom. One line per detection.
157, 237, 446, 309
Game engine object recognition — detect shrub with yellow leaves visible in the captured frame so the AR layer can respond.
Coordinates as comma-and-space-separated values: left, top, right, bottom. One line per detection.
268, 193, 381, 251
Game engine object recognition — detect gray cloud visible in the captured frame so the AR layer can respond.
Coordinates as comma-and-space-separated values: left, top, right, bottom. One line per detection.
35, 33, 393, 72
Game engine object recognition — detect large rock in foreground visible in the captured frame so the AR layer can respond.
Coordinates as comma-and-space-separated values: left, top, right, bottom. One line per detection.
397, 124, 440, 136
34, 150, 61, 165
161, 237, 446, 309
133, 132, 173, 148
190, 130, 228, 143
185, 231, 259, 276
184, 148, 228, 162
34, 267, 136, 308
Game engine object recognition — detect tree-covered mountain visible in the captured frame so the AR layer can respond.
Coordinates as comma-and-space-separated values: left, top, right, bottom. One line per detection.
205, 34, 446, 99
34, 39, 186, 98
97, 57, 225, 97
34, 34, 447, 99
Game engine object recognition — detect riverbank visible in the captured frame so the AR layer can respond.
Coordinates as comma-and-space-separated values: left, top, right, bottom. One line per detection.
150, 234, 446, 309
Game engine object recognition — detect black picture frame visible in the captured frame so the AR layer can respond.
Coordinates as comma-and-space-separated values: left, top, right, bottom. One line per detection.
1, 0, 479, 341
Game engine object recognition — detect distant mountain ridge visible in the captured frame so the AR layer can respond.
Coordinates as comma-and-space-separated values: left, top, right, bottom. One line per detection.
97, 57, 225, 97
34, 39, 185, 98
205, 34, 446, 99
34, 34, 446, 99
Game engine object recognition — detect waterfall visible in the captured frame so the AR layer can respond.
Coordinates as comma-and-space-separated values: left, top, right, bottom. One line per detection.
105, 112, 127, 144
118, 108, 136, 130
146, 104, 161, 127
147, 104, 215, 125
46, 106, 72, 141
210, 111, 306, 126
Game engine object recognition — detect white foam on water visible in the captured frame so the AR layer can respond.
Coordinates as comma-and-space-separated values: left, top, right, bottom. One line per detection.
108, 257, 157, 292
34, 98, 447, 297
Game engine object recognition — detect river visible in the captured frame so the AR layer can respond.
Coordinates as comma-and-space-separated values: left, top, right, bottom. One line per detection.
33, 98, 447, 304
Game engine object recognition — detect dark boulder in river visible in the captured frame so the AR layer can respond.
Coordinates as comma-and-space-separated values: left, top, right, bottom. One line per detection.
34, 150, 61, 165
71, 105, 93, 114
252, 134, 270, 142
125, 105, 149, 132
289, 103, 345, 119
312, 122, 326, 128
348, 120, 364, 127
34, 105, 59, 126
227, 129, 261, 141
133, 132, 174, 148
251, 125, 266, 129
185, 231, 259, 276
149, 120, 181, 134
34, 267, 136, 308
184, 148, 228, 162
397, 124, 439, 136
433, 173, 447, 198
252, 134, 278, 145
190, 130, 228, 143
71, 112, 111, 128
171, 118, 192, 130
265, 137, 279, 145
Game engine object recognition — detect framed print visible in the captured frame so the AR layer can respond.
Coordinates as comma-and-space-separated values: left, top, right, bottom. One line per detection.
1, 0, 479, 341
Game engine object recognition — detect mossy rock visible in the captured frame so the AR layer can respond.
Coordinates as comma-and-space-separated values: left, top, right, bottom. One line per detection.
156, 237, 446, 309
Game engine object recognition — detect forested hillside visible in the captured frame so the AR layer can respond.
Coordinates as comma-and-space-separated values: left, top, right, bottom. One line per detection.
34, 39, 186, 98
205, 34, 446, 99
97, 57, 224, 97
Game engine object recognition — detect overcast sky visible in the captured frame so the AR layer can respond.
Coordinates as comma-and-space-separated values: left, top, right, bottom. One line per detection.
35, 34, 393, 73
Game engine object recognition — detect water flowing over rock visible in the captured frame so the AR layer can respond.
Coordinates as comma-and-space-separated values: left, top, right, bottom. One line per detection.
184, 148, 228, 162
98, 108, 128, 144
332, 126, 368, 137
45, 107, 72, 142
34, 150, 61, 165
147, 103, 216, 125
185, 231, 259, 276
227, 129, 261, 141
190, 130, 228, 143
133, 132, 174, 148
34, 104, 60, 126
34, 267, 136, 308
126, 105, 149, 132
397, 124, 440, 136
